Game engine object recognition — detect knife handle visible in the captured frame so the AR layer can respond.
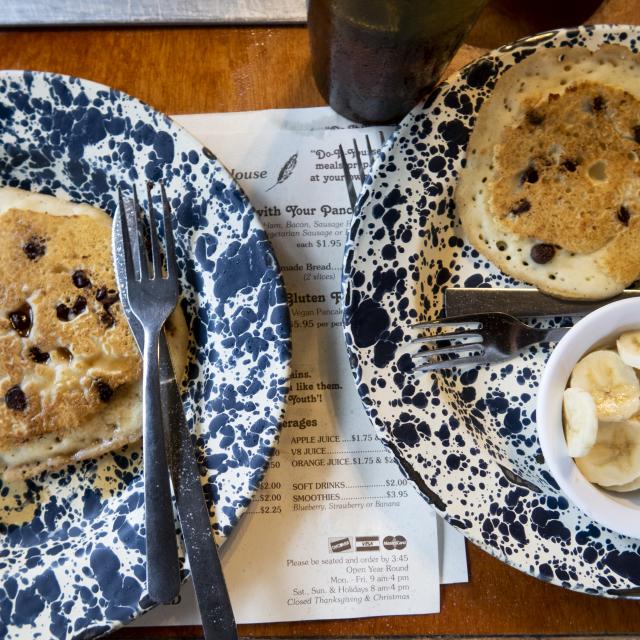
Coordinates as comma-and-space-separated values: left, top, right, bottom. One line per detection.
159, 335, 238, 640
444, 287, 640, 318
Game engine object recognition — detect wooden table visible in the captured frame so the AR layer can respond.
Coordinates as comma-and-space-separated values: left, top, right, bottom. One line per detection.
2, 0, 640, 637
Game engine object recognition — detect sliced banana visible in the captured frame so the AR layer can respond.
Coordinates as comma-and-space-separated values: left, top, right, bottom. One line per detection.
617, 331, 640, 369
575, 420, 640, 487
607, 475, 640, 493
563, 388, 598, 457
570, 350, 640, 422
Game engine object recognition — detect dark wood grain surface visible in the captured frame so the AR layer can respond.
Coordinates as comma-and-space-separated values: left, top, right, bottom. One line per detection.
0, 27, 323, 116
1, 0, 640, 637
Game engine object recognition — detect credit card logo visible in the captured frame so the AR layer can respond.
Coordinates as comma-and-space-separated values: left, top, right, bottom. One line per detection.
355, 536, 380, 552
329, 537, 352, 553
383, 535, 407, 550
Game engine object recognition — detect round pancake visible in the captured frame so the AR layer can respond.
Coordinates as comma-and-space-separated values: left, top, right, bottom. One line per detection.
455, 44, 640, 299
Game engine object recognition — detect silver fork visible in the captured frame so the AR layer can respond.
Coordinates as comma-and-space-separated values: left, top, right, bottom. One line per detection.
115, 194, 238, 638
115, 183, 181, 604
338, 131, 385, 208
410, 312, 571, 374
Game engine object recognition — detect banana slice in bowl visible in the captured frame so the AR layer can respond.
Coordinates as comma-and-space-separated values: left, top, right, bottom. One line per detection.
617, 331, 640, 369
570, 350, 640, 422
575, 420, 640, 487
606, 474, 640, 493
562, 388, 598, 458
538, 297, 640, 539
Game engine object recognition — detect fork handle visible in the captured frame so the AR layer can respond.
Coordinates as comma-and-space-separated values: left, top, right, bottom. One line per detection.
542, 326, 572, 343
143, 329, 181, 604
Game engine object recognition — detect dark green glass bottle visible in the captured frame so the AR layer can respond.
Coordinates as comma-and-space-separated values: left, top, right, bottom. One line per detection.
308, 0, 488, 124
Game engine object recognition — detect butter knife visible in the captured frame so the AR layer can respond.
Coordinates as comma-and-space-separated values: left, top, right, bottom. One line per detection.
113, 202, 237, 640
444, 287, 640, 318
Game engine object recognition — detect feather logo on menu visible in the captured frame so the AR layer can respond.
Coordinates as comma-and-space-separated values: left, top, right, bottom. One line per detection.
266, 152, 298, 191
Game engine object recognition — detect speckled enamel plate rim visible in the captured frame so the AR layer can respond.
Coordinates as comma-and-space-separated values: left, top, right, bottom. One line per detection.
0, 70, 291, 638
343, 25, 640, 598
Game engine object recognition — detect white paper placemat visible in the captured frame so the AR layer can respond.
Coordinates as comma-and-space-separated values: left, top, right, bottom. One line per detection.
135, 107, 468, 627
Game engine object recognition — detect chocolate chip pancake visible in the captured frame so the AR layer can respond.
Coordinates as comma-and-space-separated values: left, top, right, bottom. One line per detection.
0, 187, 188, 481
455, 44, 640, 299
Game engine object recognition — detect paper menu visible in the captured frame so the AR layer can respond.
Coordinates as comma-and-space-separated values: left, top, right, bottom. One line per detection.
135, 107, 467, 627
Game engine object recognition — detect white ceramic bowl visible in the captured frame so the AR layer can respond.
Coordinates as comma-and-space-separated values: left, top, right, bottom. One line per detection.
537, 297, 640, 539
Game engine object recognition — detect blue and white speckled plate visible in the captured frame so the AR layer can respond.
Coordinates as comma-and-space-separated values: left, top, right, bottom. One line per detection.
344, 25, 640, 598
0, 71, 290, 638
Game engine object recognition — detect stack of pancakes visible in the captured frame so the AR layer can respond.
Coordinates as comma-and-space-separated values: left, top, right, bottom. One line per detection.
0, 188, 187, 481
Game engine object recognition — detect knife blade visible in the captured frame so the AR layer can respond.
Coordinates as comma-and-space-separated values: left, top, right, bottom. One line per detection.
113, 201, 237, 640
444, 287, 640, 318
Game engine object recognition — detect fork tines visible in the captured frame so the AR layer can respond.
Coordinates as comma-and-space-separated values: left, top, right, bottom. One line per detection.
410, 318, 485, 374
409, 311, 571, 375
118, 182, 177, 284
338, 143, 358, 209
338, 132, 386, 210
